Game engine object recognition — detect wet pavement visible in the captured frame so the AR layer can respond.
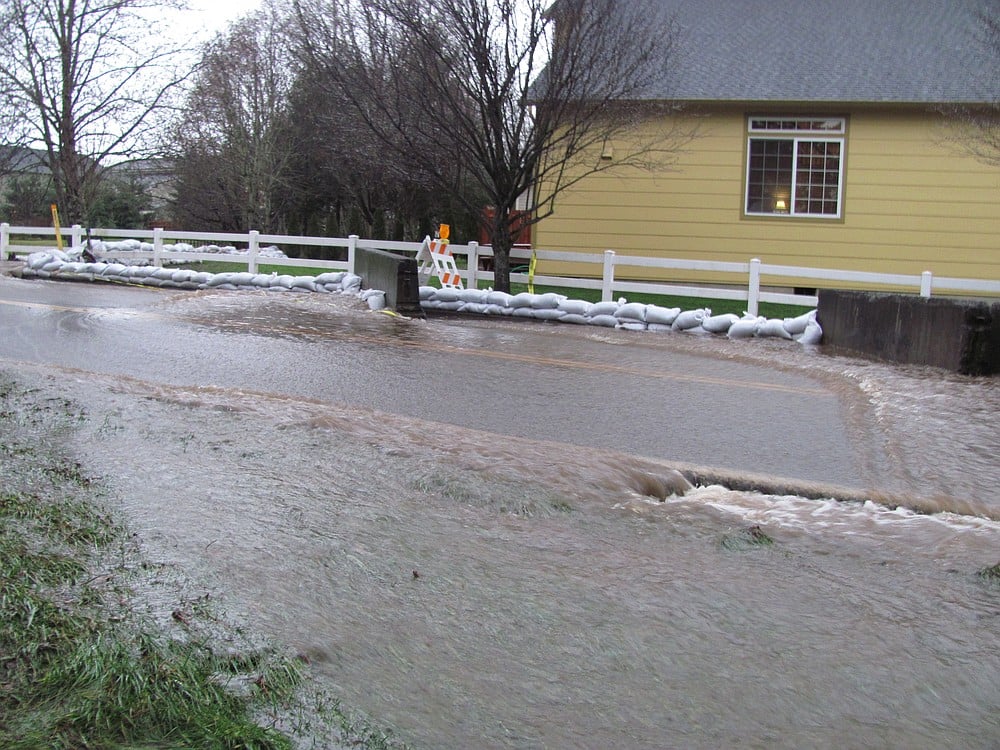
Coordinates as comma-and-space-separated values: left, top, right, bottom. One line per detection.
1, 271, 881, 494
2, 268, 998, 749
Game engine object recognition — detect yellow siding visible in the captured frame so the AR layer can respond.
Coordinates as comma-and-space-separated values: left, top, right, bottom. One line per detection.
534, 107, 1000, 290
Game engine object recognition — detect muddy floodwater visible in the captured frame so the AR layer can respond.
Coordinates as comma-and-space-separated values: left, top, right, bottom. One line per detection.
3, 284, 999, 748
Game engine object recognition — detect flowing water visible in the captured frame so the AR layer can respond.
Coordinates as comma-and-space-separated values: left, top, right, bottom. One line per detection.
2, 285, 998, 748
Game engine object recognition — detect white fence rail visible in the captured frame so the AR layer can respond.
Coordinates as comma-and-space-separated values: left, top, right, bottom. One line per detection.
4, 222, 999, 315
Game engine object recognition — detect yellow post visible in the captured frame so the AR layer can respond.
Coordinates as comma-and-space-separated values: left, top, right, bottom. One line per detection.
528, 247, 537, 294
50, 204, 63, 252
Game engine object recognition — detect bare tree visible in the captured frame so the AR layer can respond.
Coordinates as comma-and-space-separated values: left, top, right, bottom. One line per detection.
967, 5, 1000, 164
293, 0, 689, 291
282, 60, 477, 241
0, 0, 190, 225
170, 5, 299, 232
946, 5, 1000, 166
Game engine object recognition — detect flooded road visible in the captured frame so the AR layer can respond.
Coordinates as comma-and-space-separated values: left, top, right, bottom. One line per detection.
2, 276, 998, 748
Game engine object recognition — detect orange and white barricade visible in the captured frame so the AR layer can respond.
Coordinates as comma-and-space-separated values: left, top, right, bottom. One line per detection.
417, 224, 464, 289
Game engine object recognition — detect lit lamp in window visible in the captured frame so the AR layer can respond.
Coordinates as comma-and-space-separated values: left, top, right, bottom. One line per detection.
774, 198, 788, 213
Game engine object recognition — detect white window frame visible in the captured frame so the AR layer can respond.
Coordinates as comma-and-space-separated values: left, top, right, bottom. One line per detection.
744, 117, 846, 219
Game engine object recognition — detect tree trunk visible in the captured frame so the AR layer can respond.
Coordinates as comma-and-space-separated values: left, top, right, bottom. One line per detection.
490, 212, 515, 292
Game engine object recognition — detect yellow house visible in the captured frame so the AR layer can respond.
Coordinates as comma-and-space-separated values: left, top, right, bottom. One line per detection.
534, 0, 1000, 293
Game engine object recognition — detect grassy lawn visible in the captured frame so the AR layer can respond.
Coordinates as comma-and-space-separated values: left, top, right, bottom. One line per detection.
0, 374, 401, 750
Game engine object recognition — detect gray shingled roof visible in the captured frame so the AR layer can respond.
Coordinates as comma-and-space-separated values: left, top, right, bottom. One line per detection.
644, 0, 998, 103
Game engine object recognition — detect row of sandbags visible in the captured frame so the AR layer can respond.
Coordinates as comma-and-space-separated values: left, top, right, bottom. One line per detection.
419, 286, 822, 344
80, 239, 286, 259
19, 250, 820, 343
20, 251, 362, 295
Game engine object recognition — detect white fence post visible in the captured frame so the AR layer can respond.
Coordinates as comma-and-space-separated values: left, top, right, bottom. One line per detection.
1, 223, 8, 259
71, 224, 82, 249
348, 234, 358, 275
602, 250, 616, 302
747, 258, 761, 317
920, 271, 933, 298
467, 241, 479, 290
248, 230, 260, 274
153, 227, 163, 267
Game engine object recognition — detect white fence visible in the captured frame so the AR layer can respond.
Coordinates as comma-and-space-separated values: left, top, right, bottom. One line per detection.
4, 222, 999, 315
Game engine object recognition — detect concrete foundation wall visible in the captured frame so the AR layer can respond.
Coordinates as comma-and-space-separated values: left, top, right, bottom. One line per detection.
817, 290, 1000, 375
354, 248, 422, 315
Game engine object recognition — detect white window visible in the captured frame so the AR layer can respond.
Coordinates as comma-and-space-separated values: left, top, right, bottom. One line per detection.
745, 117, 846, 218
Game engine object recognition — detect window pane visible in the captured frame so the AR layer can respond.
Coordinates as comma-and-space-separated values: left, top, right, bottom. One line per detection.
747, 139, 793, 213
793, 139, 841, 216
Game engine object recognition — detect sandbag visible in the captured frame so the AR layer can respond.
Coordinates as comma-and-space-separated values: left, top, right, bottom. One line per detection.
701, 313, 739, 334
558, 298, 592, 316
486, 290, 514, 307
340, 273, 362, 292
123, 266, 149, 281
433, 287, 461, 302
796, 318, 823, 345
458, 288, 488, 303
614, 302, 647, 322
27, 252, 52, 270
727, 317, 762, 339
508, 292, 535, 309
530, 292, 566, 309
530, 308, 566, 321
100, 263, 128, 277
190, 271, 213, 285
587, 301, 620, 317
671, 309, 707, 330
645, 305, 681, 326
315, 272, 346, 285
152, 266, 176, 281
588, 314, 619, 327
757, 318, 793, 339
783, 309, 817, 335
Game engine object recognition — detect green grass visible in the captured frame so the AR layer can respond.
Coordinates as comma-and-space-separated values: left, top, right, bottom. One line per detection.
720, 525, 776, 551
512, 282, 810, 319
178, 261, 337, 277
0, 373, 404, 750
0, 487, 302, 749
978, 561, 1000, 582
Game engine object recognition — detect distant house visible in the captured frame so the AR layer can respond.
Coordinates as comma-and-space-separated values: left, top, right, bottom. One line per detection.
0, 147, 176, 227
0, 146, 55, 225
106, 158, 178, 226
534, 0, 1000, 291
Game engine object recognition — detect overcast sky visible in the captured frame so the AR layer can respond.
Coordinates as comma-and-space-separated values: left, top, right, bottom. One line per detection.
182, 0, 263, 36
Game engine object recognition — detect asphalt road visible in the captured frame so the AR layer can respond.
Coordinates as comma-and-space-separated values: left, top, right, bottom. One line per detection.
0, 268, 880, 492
